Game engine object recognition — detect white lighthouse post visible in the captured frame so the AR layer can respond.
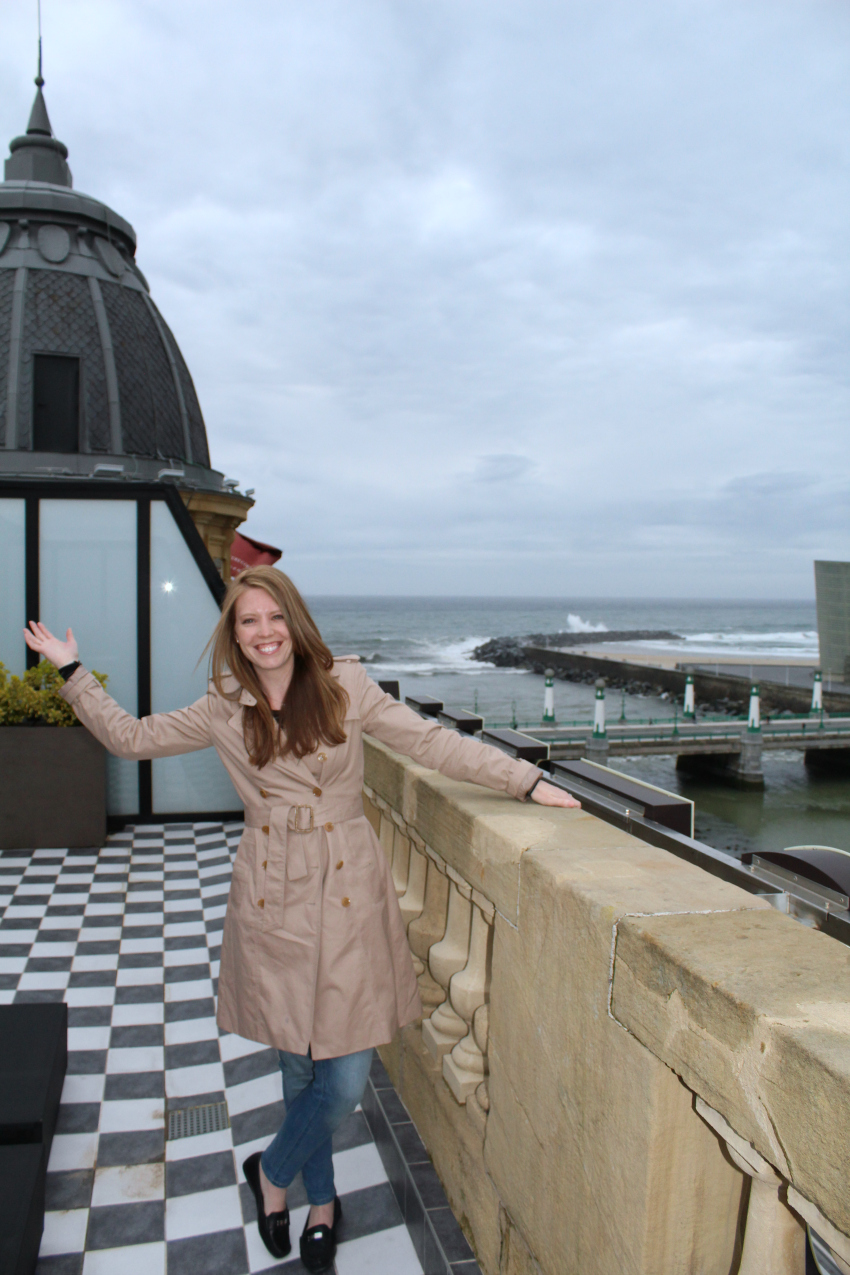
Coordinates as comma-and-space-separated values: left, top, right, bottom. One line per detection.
683, 672, 695, 720
811, 670, 823, 714
593, 679, 606, 737
543, 669, 555, 724
747, 683, 761, 733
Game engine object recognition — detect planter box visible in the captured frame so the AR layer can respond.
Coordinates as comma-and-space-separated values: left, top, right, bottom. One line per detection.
0, 727, 106, 849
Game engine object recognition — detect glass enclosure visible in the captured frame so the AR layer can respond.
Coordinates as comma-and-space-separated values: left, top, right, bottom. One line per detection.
40, 501, 139, 815
0, 499, 25, 676
150, 499, 239, 813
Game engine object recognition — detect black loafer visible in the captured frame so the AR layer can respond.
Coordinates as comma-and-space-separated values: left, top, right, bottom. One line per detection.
300, 1195, 342, 1273
243, 1151, 291, 1259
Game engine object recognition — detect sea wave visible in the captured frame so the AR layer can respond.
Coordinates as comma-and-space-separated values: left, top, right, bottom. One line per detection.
363, 636, 500, 677
566, 613, 608, 633
635, 629, 819, 658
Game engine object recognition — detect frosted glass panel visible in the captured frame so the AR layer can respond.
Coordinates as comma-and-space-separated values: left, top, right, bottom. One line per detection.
0, 500, 26, 676
150, 500, 239, 814
39, 500, 138, 816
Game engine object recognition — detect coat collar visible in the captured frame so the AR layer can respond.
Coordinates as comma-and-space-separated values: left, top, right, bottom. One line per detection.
226, 688, 317, 788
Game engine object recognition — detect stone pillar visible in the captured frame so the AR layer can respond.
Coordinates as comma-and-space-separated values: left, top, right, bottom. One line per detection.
422, 878, 472, 1062
391, 825, 411, 898
179, 489, 253, 580
399, 843, 427, 929
407, 858, 450, 1015
442, 901, 493, 1103
696, 1099, 805, 1275
586, 679, 609, 765
543, 669, 555, 723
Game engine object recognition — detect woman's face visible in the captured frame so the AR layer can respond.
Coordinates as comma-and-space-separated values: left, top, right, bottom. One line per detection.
234, 588, 294, 673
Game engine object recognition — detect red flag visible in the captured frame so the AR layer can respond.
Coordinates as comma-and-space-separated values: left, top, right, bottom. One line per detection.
231, 531, 283, 577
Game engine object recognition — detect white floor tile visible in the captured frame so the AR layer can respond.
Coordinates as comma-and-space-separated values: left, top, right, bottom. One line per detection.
0, 990, 17, 1003
225, 1071, 282, 1117
164, 978, 213, 1002
218, 1032, 268, 1063
0, 929, 37, 944
111, 1001, 165, 1026
164, 921, 206, 938
165, 1061, 225, 1098
39, 1208, 89, 1256
120, 936, 165, 954
99, 1098, 165, 1133
65, 987, 116, 1008
203, 904, 228, 921
117, 966, 164, 986
122, 912, 165, 927
68, 1025, 111, 1051
164, 1015, 219, 1046
0, 957, 27, 973
83, 1241, 166, 1275
126, 891, 164, 903
107, 1045, 165, 1073
164, 898, 200, 914
76, 925, 122, 941
332, 1141, 392, 1196
61, 1073, 105, 1104
91, 1163, 164, 1207
165, 1126, 233, 1162
83, 903, 124, 917
4, 906, 47, 918
47, 1132, 99, 1171
165, 1184, 243, 1240
335, 1224, 423, 1275
32, 941, 80, 957
163, 946, 208, 967
72, 954, 119, 972
18, 971, 70, 990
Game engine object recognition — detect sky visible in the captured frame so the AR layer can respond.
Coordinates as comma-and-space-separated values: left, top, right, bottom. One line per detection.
1, 1, 848, 597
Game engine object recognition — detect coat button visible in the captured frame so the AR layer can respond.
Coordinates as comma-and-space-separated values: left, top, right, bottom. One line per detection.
258, 898, 265, 908
262, 860, 267, 869
341, 897, 350, 907
317, 753, 327, 762
262, 825, 269, 835
313, 787, 322, 797
325, 822, 334, 832
259, 788, 268, 798
336, 860, 344, 870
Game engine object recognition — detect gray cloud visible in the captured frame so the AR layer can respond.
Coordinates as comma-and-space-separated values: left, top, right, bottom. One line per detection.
1, 0, 848, 596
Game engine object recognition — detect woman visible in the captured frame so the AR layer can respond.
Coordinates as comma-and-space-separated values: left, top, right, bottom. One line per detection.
25, 567, 578, 1273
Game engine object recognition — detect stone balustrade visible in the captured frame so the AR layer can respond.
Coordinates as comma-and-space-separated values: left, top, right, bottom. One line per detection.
362, 735, 850, 1275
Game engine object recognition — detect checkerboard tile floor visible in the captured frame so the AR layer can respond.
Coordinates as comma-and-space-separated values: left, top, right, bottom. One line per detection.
0, 823, 425, 1275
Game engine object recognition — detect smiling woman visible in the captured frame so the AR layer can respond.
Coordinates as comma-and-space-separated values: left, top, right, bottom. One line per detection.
22, 564, 578, 1272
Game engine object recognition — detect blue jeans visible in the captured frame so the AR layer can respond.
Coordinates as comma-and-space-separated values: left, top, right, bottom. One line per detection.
260, 1047, 373, 1205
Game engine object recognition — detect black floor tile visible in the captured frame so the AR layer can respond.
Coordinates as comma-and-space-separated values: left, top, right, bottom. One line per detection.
410, 1162, 447, 1210
429, 1208, 474, 1264
377, 1088, 411, 1126
86, 1199, 165, 1249
68, 1006, 112, 1028
66, 1050, 108, 1074
332, 1109, 373, 1154
110, 1023, 164, 1048
230, 1100, 286, 1148
56, 1103, 101, 1134
115, 984, 163, 1005
222, 1048, 278, 1089
165, 1039, 221, 1070
104, 1070, 165, 1100
164, 997, 216, 1022
335, 1182, 403, 1243
35, 1255, 84, 1275
164, 964, 210, 984
166, 1151, 236, 1198
45, 1169, 94, 1211
96, 1129, 164, 1166
166, 1228, 249, 1275
396, 1122, 430, 1165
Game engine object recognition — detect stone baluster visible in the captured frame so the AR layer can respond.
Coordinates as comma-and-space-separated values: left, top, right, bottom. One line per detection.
442, 898, 493, 1103
422, 874, 472, 1062
399, 842, 427, 929
788, 1188, 850, 1275
407, 855, 449, 1015
378, 813, 395, 865
472, 1005, 490, 1113
696, 1098, 806, 1275
390, 824, 411, 898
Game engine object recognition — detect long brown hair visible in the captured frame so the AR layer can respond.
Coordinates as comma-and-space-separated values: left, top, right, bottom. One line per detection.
208, 567, 348, 768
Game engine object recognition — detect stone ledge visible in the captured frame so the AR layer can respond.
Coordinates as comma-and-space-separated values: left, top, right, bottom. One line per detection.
611, 908, 850, 1237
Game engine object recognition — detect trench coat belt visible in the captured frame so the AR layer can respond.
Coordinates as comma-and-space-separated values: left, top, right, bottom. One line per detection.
243, 796, 366, 883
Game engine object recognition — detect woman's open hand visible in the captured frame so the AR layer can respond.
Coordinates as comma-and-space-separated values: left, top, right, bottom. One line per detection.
24, 622, 78, 669
530, 780, 581, 809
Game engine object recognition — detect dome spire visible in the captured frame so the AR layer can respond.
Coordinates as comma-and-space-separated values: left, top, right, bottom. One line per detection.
4, 14, 73, 187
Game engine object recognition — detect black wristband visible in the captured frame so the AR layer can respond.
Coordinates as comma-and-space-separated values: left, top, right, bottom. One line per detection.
525, 775, 544, 800
58, 661, 81, 682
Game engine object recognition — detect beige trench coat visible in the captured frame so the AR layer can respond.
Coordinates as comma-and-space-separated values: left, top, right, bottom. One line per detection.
61, 659, 541, 1058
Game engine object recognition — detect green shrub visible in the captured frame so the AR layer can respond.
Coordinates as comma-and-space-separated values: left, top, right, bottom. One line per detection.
0, 662, 107, 726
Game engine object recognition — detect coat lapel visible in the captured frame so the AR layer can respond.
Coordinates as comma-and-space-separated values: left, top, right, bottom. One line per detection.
227, 686, 318, 790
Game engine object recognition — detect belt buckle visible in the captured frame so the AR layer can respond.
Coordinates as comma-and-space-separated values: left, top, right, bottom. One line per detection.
288, 805, 314, 833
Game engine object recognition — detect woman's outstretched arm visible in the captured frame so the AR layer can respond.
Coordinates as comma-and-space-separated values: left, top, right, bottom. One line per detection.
353, 664, 579, 809
24, 622, 214, 760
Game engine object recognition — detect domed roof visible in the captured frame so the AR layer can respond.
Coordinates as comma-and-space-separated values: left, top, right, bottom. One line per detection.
0, 74, 224, 492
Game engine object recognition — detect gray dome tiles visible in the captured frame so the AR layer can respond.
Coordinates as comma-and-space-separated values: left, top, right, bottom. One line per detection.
0, 78, 216, 487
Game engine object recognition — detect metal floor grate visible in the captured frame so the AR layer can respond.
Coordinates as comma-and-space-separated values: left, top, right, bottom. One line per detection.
167, 1100, 230, 1141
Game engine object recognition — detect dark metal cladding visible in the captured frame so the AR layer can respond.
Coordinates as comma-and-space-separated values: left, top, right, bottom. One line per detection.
0, 77, 223, 490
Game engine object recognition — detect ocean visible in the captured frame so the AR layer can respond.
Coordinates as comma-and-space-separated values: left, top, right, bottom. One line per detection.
307, 596, 849, 860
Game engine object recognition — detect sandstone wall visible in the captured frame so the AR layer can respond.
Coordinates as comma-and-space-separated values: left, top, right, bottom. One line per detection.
363, 735, 850, 1275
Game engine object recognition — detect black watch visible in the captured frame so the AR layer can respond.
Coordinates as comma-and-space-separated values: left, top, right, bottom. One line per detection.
58, 661, 81, 681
